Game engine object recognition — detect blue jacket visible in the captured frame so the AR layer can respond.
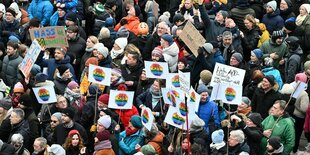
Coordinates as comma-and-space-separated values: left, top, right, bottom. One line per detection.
118, 129, 144, 155
56, 0, 78, 12
262, 67, 283, 90
214, 50, 225, 64
262, 9, 284, 34
197, 97, 220, 134
28, 0, 54, 26
50, 11, 59, 26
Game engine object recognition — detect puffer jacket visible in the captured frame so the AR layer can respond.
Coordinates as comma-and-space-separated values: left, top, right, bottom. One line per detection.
163, 42, 179, 72
197, 97, 220, 134
56, 0, 78, 12
28, 0, 54, 26
118, 129, 144, 155
260, 114, 295, 155
115, 107, 139, 128
262, 9, 284, 34
115, 16, 140, 36
1, 52, 22, 87
285, 46, 303, 83
260, 39, 287, 69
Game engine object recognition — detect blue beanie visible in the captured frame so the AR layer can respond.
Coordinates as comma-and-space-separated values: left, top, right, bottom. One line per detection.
130, 115, 143, 129
252, 49, 263, 60
88, 84, 101, 95
161, 34, 174, 45
212, 129, 224, 144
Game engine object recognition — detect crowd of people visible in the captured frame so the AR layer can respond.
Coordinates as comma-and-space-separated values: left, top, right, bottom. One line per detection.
0, 0, 310, 154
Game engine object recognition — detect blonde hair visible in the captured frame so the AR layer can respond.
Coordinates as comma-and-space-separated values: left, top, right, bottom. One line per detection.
88, 36, 99, 44
244, 14, 257, 26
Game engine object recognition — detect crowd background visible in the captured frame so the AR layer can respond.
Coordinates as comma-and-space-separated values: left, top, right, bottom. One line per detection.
0, 0, 310, 154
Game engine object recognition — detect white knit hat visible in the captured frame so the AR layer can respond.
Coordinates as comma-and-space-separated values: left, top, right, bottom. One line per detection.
97, 115, 112, 129
301, 4, 310, 14
94, 43, 109, 58
0, 3, 5, 14
114, 38, 128, 50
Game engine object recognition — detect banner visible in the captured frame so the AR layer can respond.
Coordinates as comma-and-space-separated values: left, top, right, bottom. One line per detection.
210, 83, 242, 105
88, 64, 111, 86
178, 70, 191, 94
108, 90, 134, 109
144, 61, 169, 79
19, 40, 41, 77
210, 63, 246, 87
141, 107, 155, 131
33, 85, 57, 104
29, 26, 68, 48
166, 73, 180, 89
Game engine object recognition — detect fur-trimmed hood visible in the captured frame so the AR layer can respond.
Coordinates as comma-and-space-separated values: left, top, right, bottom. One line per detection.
257, 81, 279, 92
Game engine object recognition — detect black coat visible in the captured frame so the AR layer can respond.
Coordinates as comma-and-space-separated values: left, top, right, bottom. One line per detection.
136, 90, 164, 114
121, 60, 144, 91
239, 121, 263, 155
0, 117, 11, 142
0, 142, 15, 155
8, 120, 30, 148
80, 96, 97, 132
143, 33, 161, 60
52, 122, 88, 146
228, 142, 250, 155
191, 52, 214, 87
241, 26, 261, 61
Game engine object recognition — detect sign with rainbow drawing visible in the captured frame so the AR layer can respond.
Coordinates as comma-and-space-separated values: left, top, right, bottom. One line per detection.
108, 90, 134, 109
144, 61, 169, 79
210, 83, 242, 105
32, 85, 57, 104
141, 107, 155, 131
88, 64, 112, 86
161, 88, 185, 106
186, 87, 201, 112
210, 63, 245, 87
166, 73, 181, 89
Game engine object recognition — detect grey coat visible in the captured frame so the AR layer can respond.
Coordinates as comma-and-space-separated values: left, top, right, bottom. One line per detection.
1, 52, 22, 87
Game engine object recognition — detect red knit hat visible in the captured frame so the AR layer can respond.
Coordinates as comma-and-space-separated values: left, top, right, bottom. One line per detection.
118, 84, 127, 91
68, 129, 80, 137
98, 94, 109, 105
85, 57, 98, 67
96, 130, 110, 141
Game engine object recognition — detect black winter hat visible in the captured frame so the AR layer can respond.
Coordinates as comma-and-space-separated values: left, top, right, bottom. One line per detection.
105, 0, 116, 8
268, 136, 282, 150
173, 13, 185, 24
62, 107, 75, 119
284, 18, 297, 31
272, 30, 284, 39
57, 65, 69, 76
19, 94, 33, 107
6, 7, 16, 17
65, 12, 77, 23
247, 113, 263, 127
264, 75, 275, 86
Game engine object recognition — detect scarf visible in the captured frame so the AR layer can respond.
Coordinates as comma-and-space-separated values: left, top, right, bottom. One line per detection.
94, 140, 112, 151
64, 88, 81, 104
150, 86, 162, 99
223, 44, 230, 61
125, 127, 139, 136
296, 14, 307, 26
237, 106, 252, 115
111, 49, 124, 59
210, 142, 226, 150
85, 47, 94, 52
63, 120, 74, 128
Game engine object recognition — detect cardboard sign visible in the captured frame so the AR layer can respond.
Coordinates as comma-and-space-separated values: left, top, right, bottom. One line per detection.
145, 61, 169, 79
210, 83, 242, 105
33, 85, 57, 104
210, 63, 246, 87
108, 90, 134, 109
179, 21, 206, 57
29, 26, 68, 48
152, 0, 159, 20
19, 40, 41, 77
88, 64, 112, 86
141, 107, 155, 131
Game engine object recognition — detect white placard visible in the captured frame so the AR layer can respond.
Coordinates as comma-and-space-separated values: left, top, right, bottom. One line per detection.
178, 70, 191, 94
141, 107, 155, 131
210, 63, 246, 87
88, 64, 112, 86
144, 61, 169, 79
210, 83, 242, 105
108, 90, 134, 109
33, 85, 57, 104
166, 73, 180, 89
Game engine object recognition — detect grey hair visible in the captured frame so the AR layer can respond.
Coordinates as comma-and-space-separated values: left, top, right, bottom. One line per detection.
230, 130, 245, 143
12, 108, 24, 119
223, 31, 233, 38
274, 100, 287, 110
11, 133, 23, 145
35, 137, 47, 148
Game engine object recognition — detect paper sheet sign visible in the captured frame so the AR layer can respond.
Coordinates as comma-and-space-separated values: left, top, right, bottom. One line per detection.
161, 88, 185, 106
210, 83, 242, 105
178, 70, 191, 94
291, 81, 307, 98
141, 107, 155, 131
88, 64, 111, 86
166, 73, 180, 89
186, 87, 201, 112
108, 90, 134, 109
210, 63, 245, 87
144, 61, 169, 79
33, 85, 57, 104
19, 39, 42, 77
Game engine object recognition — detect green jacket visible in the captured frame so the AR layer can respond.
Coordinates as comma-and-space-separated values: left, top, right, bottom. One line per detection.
260, 114, 295, 155
260, 39, 288, 68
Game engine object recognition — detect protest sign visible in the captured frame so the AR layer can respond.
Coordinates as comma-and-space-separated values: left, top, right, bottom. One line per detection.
186, 87, 201, 112
210, 63, 246, 87
88, 64, 112, 86
19, 39, 41, 77
166, 73, 180, 89
161, 88, 185, 106
145, 61, 169, 79
141, 107, 155, 131
108, 90, 134, 109
33, 85, 57, 104
29, 26, 68, 48
210, 83, 242, 105
178, 70, 191, 94
292, 81, 307, 98
179, 22, 206, 57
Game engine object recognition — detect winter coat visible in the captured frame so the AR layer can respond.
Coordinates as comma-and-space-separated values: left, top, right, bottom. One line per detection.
136, 90, 164, 115
115, 16, 140, 36
239, 120, 263, 155
95, 148, 116, 155
137, 35, 151, 60
191, 51, 215, 87
0, 116, 11, 142
1, 52, 22, 87
260, 39, 288, 69
197, 97, 220, 134
99, 37, 114, 51
80, 96, 97, 132
147, 132, 165, 155
190, 128, 209, 152
53, 77, 72, 95
23, 108, 40, 149
135, 80, 153, 97
79, 49, 94, 75
8, 120, 30, 148
199, 4, 226, 42
262, 67, 283, 90
120, 60, 144, 91
98, 56, 112, 68
213, 50, 225, 64
251, 83, 281, 118
52, 122, 88, 146
230, 6, 256, 32
280, 8, 296, 21
56, 0, 78, 12
243, 80, 260, 100
262, 9, 284, 34
118, 129, 144, 155
0, 19, 21, 42
115, 107, 139, 128
0, 142, 15, 154
228, 142, 250, 155
143, 33, 161, 60
241, 26, 261, 58
210, 143, 227, 155
260, 114, 295, 155
295, 15, 310, 53
257, 23, 270, 48
28, 0, 54, 26
67, 36, 86, 75
163, 42, 179, 72
293, 90, 309, 118
50, 11, 63, 26
285, 46, 303, 83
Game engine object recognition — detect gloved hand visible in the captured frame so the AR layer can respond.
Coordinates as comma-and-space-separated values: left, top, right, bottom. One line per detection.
90, 124, 97, 132
120, 19, 128, 26
198, 46, 205, 55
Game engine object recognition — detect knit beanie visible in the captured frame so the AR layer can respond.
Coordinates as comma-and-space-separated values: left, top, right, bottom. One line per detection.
152, 46, 163, 56
6, 7, 16, 17
161, 34, 174, 45
284, 0, 292, 7
49, 144, 66, 155
31, 64, 41, 76
301, 4, 310, 14
65, 12, 78, 23
272, 30, 284, 39
85, 57, 99, 67
173, 13, 185, 24
35, 73, 48, 83
114, 38, 128, 50
98, 115, 112, 129
105, 0, 116, 8
96, 130, 110, 141
219, 10, 229, 19
178, 57, 188, 66
304, 61, 310, 70
241, 96, 251, 106
61, 107, 75, 120
67, 81, 79, 90
202, 43, 213, 54
98, 94, 109, 105
141, 145, 157, 155
268, 136, 282, 150
200, 70, 213, 84
232, 53, 243, 62
94, 43, 109, 58
295, 73, 308, 83
88, 84, 101, 95
130, 115, 143, 129
105, 17, 114, 27
68, 129, 80, 137
95, 4, 105, 15
252, 49, 263, 60
13, 82, 24, 93
264, 75, 275, 86
117, 26, 130, 38
247, 113, 263, 127
267, 1, 277, 11
190, 116, 205, 130
0, 3, 5, 14
19, 94, 33, 107
0, 99, 11, 110
212, 129, 224, 144
57, 65, 69, 76
284, 18, 296, 31
52, 112, 62, 122
197, 84, 208, 94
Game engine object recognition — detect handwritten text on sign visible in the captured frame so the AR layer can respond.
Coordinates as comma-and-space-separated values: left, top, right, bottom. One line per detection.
210, 63, 245, 87
30, 26, 68, 48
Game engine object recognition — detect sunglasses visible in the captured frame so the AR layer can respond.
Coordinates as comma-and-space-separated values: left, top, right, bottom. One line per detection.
50, 120, 58, 123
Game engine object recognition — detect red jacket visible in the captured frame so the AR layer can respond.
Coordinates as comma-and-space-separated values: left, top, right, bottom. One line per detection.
115, 106, 139, 128
115, 16, 140, 36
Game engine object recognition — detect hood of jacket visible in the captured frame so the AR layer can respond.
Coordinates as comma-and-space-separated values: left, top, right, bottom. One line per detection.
56, 55, 71, 65
267, 9, 281, 17
289, 46, 303, 55
163, 42, 179, 57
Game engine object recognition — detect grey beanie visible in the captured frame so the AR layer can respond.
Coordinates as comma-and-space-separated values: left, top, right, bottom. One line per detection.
197, 84, 210, 94
203, 43, 213, 54
52, 112, 62, 122
190, 116, 205, 130
267, 1, 277, 11
232, 52, 243, 62
94, 43, 109, 58
241, 96, 251, 106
